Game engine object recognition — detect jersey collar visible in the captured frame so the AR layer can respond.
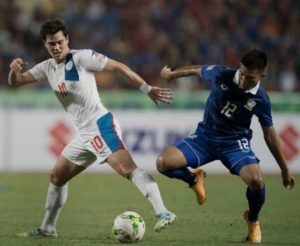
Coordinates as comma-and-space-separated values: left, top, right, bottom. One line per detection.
233, 69, 260, 95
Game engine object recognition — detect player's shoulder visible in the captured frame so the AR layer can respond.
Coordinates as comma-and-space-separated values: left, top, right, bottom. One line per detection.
257, 85, 271, 100
214, 65, 237, 81
70, 49, 106, 63
203, 64, 233, 71
70, 49, 91, 55
34, 58, 56, 71
202, 64, 236, 76
68, 49, 87, 60
252, 85, 272, 109
70, 49, 101, 58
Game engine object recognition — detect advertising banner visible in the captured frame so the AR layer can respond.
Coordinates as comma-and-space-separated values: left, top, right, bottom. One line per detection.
0, 109, 299, 173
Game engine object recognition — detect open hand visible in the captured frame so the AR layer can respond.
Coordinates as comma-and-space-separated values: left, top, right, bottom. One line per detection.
148, 86, 174, 105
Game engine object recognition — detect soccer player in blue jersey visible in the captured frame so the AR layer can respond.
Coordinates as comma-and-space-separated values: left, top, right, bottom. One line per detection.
157, 49, 295, 243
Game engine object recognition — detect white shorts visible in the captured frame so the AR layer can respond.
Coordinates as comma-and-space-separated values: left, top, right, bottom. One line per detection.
62, 112, 126, 167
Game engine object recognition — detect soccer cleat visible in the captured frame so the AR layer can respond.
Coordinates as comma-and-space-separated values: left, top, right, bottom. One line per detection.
17, 228, 57, 238
244, 210, 261, 243
154, 211, 177, 232
192, 168, 206, 205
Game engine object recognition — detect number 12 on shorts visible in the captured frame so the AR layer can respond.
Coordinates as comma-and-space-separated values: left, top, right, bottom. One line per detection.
237, 138, 250, 152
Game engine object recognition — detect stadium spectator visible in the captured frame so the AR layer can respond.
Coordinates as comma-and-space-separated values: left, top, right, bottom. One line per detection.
0, 0, 299, 91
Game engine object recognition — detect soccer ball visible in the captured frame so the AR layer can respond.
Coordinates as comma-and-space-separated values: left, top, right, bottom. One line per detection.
112, 211, 146, 243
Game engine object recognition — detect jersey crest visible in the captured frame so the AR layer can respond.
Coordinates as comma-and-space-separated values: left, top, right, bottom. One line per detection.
244, 99, 256, 111
220, 84, 229, 91
65, 60, 73, 71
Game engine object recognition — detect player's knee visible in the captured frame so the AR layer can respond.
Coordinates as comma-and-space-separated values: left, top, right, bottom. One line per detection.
122, 170, 133, 179
119, 166, 136, 179
249, 176, 264, 189
156, 156, 166, 172
50, 171, 67, 186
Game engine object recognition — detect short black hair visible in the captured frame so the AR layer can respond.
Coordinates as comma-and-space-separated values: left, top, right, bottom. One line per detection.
241, 48, 267, 70
40, 18, 68, 41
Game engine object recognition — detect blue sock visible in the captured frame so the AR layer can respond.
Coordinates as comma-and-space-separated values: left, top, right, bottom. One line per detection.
159, 167, 196, 186
246, 186, 266, 221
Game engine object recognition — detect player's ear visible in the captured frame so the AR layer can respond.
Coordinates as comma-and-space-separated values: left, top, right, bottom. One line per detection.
260, 70, 266, 78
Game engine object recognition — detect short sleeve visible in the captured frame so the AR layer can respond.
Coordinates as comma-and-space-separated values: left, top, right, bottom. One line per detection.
201, 65, 227, 82
256, 97, 273, 127
28, 61, 48, 82
77, 49, 108, 71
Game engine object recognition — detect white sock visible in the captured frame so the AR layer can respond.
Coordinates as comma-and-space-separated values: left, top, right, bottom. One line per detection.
40, 183, 68, 234
130, 168, 167, 215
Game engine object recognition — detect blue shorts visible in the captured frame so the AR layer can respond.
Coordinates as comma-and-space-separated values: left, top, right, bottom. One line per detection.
175, 129, 260, 175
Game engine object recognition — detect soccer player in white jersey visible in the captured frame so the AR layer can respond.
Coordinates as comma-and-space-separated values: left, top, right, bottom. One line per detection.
8, 18, 176, 238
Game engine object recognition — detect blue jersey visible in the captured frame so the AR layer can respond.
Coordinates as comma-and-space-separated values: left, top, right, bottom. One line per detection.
197, 65, 273, 138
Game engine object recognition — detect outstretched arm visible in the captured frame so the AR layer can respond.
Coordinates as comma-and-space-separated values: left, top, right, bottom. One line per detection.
262, 126, 295, 189
160, 65, 202, 81
104, 58, 174, 105
8, 58, 37, 87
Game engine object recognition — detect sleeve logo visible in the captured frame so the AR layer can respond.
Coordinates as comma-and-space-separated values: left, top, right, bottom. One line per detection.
206, 65, 216, 71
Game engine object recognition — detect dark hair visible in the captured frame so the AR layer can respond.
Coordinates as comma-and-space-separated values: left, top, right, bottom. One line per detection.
40, 18, 68, 41
241, 48, 267, 70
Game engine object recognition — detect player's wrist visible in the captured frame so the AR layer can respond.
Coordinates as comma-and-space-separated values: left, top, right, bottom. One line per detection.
139, 82, 152, 94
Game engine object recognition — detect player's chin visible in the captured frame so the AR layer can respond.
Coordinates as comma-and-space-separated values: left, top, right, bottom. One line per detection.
52, 53, 62, 59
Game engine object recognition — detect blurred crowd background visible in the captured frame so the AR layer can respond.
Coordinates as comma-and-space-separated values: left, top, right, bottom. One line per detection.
0, 0, 299, 91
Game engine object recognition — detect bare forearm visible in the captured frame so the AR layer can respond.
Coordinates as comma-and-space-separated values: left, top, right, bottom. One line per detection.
8, 58, 36, 87
169, 65, 202, 80
116, 63, 146, 87
262, 126, 295, 188
264, 133, 289, 172
8, 70, 21, 87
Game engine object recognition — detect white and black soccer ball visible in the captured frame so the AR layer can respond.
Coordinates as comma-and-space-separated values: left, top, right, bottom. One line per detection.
112, 211, 146, 243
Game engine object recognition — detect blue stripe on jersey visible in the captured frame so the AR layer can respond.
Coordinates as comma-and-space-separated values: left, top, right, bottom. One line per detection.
64, 53, 79, 81
96, 113, 124, 152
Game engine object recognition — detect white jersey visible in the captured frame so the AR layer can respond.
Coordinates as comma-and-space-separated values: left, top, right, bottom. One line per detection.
29, 49, 109, 129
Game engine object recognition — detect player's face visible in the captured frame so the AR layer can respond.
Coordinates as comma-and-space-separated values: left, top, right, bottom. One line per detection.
44, 31, 69, 63
238, 64, 266, 91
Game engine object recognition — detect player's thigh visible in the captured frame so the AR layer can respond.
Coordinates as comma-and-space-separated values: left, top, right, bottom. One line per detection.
166, 132, 216, 169
54, 135, 97, 185
156, 146, 188, 171
107, 148, 137, 178
50, 155, 87, 186
218, 137, 260, 175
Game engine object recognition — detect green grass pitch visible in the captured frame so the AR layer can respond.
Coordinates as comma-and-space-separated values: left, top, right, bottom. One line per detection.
0, 173, 299, 246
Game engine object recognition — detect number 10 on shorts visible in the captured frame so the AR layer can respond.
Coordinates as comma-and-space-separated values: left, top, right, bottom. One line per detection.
91, 135, 103, 152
